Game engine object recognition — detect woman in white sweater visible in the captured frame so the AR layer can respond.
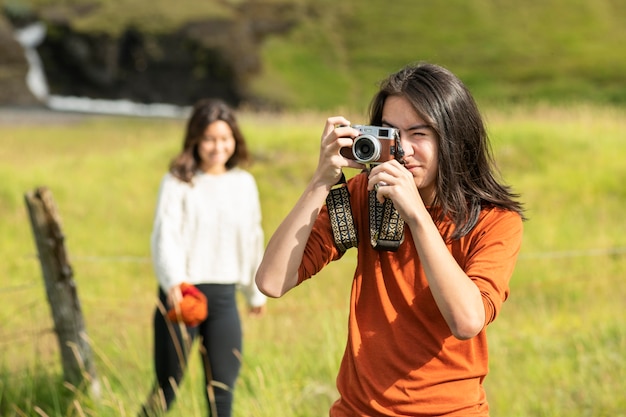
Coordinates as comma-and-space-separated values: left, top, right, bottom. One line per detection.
140, 99, 266, 417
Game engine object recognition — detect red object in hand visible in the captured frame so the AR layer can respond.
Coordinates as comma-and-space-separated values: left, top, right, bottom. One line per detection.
167, 283, 208, 327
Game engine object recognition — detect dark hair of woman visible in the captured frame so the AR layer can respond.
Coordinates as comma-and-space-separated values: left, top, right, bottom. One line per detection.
169, 99, 250, 183
368, 62, 525, 239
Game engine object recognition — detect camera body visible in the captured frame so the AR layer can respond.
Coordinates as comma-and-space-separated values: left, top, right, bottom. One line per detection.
340, 125, 402, 165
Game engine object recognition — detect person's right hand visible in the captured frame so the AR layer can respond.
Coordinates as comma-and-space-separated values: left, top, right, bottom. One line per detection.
313, 117, 364, 188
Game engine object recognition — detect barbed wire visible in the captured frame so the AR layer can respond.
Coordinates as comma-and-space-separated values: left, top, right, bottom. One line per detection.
68, 247, 626, 263
2, 245, 624, 383
0, 282, 40, 293
16, 246, 626, 266
517, 246, 626, 260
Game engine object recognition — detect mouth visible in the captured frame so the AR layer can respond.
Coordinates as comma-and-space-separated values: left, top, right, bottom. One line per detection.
405, 165, 426, 178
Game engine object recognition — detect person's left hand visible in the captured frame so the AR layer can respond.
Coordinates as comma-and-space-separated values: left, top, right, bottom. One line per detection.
248, 304, 266, 318
366, 159, 425, 224
167, 284, 183, 310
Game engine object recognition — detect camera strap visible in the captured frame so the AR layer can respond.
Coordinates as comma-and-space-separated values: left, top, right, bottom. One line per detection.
368, 190, 405, 251
326, 171, 405, 252
326, 172, 358, 252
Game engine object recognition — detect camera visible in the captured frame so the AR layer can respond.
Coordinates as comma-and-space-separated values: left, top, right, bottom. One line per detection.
340, 125, 402, 165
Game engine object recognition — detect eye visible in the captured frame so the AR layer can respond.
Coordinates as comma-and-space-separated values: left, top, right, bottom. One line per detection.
413, 127, 434, 137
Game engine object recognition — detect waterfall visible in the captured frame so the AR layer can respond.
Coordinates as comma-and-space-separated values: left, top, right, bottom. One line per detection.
13, 22, 190, 118
13, 22, 49, 101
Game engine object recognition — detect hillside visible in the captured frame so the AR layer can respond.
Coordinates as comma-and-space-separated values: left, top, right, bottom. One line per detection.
1, 0, 625, 110
253, 0, 626, 110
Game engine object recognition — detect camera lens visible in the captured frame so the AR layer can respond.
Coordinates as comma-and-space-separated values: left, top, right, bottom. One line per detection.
353, 135, 381, 163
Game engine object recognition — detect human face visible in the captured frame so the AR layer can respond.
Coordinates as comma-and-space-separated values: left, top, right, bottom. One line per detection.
197, 120, 236, 174
381, 95, 438, 204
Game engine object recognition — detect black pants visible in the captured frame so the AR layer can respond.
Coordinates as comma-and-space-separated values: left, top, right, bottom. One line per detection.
145, 283, 242, 417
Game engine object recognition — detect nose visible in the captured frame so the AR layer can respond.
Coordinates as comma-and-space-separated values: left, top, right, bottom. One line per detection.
215, 138, 229, 152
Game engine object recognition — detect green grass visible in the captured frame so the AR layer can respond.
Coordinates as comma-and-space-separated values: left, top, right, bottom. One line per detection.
3, 0, 625, 108
0, 104, 625, 416
253, 0, 626, 109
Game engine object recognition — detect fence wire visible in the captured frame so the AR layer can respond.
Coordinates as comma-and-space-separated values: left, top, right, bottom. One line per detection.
2, 245, 624, 376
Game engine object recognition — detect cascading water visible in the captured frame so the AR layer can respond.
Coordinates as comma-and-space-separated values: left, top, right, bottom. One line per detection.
13, 22, 189, 118
13, 22, 49, 101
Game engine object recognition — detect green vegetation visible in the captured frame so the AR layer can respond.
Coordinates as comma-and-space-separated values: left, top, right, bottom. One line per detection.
254, 0, 626, 109
2, 1, 624, 415
2, 0, 625, 108
0, 104, 624, 416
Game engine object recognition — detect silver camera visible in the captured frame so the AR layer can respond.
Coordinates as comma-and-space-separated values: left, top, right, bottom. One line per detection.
340, 125, 402, 165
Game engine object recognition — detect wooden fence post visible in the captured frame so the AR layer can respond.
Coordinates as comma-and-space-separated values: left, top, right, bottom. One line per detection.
24, 186, 100, 397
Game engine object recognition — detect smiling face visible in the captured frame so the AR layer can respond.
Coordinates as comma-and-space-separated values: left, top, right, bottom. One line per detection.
197, 120, 236, 174
382, 95, 439, 205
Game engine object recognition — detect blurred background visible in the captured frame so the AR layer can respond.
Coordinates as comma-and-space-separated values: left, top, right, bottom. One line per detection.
1, 1, 625, 416
1, 0, 625, 113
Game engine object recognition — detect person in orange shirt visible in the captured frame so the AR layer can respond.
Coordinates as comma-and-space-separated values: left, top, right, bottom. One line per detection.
255, 62, 525, 416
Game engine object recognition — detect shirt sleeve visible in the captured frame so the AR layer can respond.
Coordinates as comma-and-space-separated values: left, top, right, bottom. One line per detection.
463, 208, 524, 326
150, 174, 189, 292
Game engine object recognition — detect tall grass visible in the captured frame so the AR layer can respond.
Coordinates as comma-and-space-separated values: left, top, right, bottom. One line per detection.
0, 104, 624, 416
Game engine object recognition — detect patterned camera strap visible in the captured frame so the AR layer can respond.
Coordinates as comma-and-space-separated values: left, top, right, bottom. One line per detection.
368, 190, 405, 251
327, 173, 358, 252
326, 172, 404, 252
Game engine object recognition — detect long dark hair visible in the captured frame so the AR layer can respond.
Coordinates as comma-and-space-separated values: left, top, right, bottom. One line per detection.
369, 62, 524, 239
169, 98, 250, 182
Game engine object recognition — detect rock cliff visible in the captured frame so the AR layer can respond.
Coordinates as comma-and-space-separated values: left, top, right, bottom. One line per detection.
0, 15, 39, 106
0, 1, 300, 107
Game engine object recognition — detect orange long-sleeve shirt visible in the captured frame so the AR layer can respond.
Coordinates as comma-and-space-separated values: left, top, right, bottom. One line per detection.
298, 172, 523, 416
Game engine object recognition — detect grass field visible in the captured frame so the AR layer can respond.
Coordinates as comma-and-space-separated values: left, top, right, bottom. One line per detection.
0, 104, 625, 416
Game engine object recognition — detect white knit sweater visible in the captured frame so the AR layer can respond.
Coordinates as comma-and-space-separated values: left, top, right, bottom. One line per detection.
151, 169, 267, 307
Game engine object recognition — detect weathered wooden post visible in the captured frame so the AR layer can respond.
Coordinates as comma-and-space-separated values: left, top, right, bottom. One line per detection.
24, 186, 100, 397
